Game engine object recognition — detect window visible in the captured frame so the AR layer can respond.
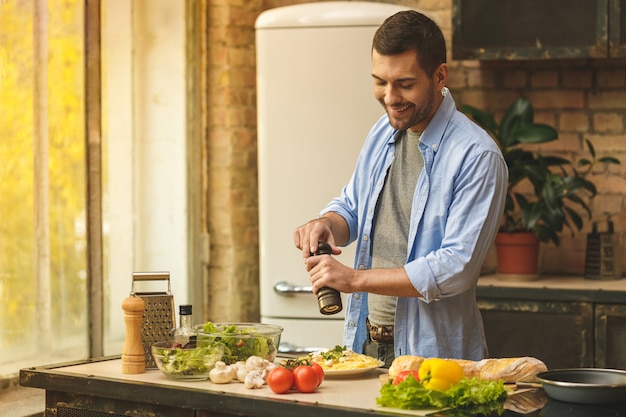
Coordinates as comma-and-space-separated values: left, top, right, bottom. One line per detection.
0, 0, 191, 378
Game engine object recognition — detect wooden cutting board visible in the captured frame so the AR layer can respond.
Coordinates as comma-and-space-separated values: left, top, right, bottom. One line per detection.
377, 372, 545, 416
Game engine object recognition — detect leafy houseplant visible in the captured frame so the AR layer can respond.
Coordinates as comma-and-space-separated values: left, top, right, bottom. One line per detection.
461, 98, 620, 246
462, 98, 620, 248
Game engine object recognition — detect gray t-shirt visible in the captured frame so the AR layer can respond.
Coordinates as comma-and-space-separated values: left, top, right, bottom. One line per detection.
368, 130, 424, 326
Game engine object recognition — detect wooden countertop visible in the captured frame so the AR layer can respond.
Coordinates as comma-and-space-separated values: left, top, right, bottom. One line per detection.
477, 274, 626, 302
21, 357, 626, 416
20, 358, 443, 417
478, 274, 626, 291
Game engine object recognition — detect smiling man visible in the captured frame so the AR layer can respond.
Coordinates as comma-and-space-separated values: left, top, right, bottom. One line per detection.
293, 10, 508, 367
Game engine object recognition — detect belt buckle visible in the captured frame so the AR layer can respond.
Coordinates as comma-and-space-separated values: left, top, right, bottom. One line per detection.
367, 319, 393, 343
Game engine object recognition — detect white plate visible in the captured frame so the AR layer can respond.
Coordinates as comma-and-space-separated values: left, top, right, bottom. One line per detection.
323, 361, 384, 377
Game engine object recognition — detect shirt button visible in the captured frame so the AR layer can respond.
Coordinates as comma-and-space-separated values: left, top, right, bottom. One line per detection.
353, 293, 360, 299
349, 321, 355, 327
432, 144, 438, 150
363, 235, 369, 241
358, 265, 365, 270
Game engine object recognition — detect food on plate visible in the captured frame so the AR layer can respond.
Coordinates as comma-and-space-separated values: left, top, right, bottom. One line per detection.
389, 355, 547, 383
417, 358, 465, 391
308, 345, 383, 371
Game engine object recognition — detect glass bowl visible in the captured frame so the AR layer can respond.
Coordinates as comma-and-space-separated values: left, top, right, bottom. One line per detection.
194, 322, 283, 365
151, 340, 223, 381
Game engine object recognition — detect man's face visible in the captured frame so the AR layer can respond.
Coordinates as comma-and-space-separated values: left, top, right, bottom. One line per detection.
371, 49, 441, 132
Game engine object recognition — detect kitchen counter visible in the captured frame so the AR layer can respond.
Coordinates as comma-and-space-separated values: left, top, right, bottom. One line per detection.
19, 357, 626, 417
17, 357, 445, 417
477, 274, 626, 303
19, 356, 542, 417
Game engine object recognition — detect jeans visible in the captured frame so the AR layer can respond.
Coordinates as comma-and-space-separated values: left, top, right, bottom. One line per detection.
363, 336, 395, 369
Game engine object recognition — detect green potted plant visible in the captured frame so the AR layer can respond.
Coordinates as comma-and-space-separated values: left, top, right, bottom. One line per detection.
462, 97, 620, 278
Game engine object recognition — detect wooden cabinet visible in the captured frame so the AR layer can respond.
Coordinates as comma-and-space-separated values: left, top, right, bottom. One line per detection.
595, 303, 626, 368
610, 0, 626, 55
477, 276, 626, 369
452, 0, 626, 60
478, 298, 594, 369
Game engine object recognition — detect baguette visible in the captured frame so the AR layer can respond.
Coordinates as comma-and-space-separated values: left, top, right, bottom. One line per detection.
389, 355, 547, 383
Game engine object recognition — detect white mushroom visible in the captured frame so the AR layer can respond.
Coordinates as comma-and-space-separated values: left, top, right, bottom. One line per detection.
245, 355, 266, 372
244, 369, 266, 389
265, 361, 278, 373
233, 361, 249, 382
209, 361, 236, 384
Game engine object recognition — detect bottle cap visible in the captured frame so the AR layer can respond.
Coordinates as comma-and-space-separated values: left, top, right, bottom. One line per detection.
179, 304, 192, 315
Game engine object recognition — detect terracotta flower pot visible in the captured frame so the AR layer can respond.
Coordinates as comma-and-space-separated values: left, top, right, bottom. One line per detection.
495, 231, 540, 281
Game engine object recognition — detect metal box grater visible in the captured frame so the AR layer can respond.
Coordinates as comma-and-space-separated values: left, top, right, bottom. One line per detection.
131, 271, 176, 368
585, 218, 622, 281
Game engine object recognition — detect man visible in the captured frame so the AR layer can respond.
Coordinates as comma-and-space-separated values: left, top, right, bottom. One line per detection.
293, 10, 507, 367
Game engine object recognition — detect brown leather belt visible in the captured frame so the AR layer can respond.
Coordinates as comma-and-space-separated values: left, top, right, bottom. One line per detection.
366, 318, 394, 343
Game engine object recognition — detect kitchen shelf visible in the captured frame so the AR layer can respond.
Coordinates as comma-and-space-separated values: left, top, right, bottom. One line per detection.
452, 0, 626, 60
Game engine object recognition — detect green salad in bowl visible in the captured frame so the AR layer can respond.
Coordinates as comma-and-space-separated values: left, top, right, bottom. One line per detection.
194, 322, 282, 365
151, 340, 223, 381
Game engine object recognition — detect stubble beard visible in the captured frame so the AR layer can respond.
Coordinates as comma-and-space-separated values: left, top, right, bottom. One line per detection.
383, 83, 436, 131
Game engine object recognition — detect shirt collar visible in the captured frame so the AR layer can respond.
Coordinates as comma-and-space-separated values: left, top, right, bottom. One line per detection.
419, 87, 455, 152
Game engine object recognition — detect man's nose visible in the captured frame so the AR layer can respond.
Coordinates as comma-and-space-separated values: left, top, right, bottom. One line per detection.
383, 85, 401, 105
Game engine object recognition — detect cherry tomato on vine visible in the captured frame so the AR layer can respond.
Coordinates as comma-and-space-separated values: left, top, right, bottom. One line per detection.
392, 369, 420, 385
310, 362, 324, 387
293, 365, 319, 393
267, 367, 294, 394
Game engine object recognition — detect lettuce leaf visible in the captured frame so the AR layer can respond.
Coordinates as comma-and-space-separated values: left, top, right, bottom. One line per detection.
377, 375, 507, 416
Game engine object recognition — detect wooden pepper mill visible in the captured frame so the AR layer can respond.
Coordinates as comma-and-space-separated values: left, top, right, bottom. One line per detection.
121, 295, 146, 374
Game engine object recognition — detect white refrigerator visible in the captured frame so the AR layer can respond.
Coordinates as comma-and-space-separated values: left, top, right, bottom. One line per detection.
256, 2, 408, 354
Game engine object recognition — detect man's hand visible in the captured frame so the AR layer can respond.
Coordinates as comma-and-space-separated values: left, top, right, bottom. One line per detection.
293, 217, 342, 258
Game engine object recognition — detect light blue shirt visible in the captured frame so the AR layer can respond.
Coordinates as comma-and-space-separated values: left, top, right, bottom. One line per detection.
320, 88, 508, 360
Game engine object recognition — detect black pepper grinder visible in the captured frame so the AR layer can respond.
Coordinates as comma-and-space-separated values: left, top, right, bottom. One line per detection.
312, 241, 343, 315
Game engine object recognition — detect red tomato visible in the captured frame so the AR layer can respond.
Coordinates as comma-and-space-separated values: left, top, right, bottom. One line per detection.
310, 362, 324, 387
392, 369, 420, 385
267, 367, 294, 394
293, 365, 319, 393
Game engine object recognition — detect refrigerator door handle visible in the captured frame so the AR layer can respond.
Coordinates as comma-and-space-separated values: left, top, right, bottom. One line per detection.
274, 281, 313, 295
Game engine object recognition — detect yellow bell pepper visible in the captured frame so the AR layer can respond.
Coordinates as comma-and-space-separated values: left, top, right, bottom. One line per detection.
417, 358, 464, 391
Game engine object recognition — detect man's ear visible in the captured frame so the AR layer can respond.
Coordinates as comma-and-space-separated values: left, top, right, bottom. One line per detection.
434, 63, 448, 91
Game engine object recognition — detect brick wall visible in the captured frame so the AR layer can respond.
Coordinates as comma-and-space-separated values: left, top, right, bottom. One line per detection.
203, 0, 263, 322
204, 0, 626, 321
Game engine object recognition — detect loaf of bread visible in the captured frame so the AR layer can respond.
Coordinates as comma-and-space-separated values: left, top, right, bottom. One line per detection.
388, 355, 547, 383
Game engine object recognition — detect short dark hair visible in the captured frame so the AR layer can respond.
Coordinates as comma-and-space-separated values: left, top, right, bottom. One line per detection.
372, 10, 447, 77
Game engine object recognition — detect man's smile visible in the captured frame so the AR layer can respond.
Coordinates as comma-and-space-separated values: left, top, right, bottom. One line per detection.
389, 104, 412, 113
